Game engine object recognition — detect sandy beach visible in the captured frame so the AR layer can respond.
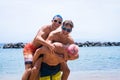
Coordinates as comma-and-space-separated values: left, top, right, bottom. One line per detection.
68, 70, 120, 80
0, 70, 120, 80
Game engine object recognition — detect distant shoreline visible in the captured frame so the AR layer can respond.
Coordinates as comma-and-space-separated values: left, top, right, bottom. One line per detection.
0, 41, 120, 49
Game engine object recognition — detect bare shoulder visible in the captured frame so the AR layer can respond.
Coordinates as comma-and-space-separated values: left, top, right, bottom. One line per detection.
40, 25, 51, 31
67, 35, 75, 43
36, 25, 51, 35
68, 35, 74, 40
49, 29, 61, 36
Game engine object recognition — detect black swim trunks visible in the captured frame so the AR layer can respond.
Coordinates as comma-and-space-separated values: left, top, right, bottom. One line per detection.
40, 62, 60, 77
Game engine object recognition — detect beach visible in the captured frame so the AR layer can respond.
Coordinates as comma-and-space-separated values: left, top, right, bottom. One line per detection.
0, 70, 120, 80
68, 70, 120, 80
0, 47, 120, 80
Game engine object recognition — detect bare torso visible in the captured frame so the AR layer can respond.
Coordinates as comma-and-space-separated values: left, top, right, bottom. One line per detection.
30, 25, 54, 55
46, 30, 74, 54
42, 52, 64, 66
40, 30, 74, 65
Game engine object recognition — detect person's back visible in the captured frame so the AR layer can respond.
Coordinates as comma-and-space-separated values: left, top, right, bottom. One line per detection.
40, 43, 79, 66
34, 46, 64, 66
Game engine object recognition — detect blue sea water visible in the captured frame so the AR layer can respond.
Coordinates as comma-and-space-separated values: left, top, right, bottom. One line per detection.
0, 47, 120, 77
68, 47, 120, 72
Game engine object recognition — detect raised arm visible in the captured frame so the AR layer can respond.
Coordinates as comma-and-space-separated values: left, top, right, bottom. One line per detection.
33, 26, 50, 47
45, 31, 58, 52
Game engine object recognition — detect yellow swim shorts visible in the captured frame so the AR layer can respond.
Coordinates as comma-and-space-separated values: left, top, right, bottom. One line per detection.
39, 71, 61, 80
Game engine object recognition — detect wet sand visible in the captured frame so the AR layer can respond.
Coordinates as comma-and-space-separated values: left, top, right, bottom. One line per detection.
68, 70, 120, 80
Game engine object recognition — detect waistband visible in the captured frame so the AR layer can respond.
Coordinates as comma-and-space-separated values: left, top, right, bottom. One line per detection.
40, 62, 60, 77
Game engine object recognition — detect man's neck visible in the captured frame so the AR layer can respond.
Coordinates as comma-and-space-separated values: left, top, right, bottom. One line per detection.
60, 31, 69, 37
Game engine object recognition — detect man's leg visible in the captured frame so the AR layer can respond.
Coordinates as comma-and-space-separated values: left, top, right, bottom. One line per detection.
53, 42, 70, 80
21, 64, 32, 80
29, 58, 42, 80
60, 62, 70, 80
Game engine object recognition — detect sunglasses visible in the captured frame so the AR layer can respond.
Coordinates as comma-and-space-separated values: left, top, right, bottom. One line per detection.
53, 20, 62, 24
62, 26, 72, 32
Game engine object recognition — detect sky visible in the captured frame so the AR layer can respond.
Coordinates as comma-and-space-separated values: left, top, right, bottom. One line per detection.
0, 0, 120, 43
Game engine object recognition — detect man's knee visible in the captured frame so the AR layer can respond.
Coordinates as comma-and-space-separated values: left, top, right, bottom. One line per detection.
26, 68, 32, 73
21, 68, 32, 80
31, 67, 39, 73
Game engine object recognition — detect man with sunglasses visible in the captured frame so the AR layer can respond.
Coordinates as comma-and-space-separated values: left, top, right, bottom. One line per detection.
37, 20, 77, 80
22, 14, 63, 80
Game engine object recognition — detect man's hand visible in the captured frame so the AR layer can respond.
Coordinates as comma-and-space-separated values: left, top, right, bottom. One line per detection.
47, 43, 55, 54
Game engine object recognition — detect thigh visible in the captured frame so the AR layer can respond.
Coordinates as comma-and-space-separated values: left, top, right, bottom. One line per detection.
34, 57, 43, 69
60, 62, 69, 72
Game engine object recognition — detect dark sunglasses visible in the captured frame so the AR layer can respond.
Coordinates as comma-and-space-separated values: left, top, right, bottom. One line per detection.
62, 26, 72, 32
53, 20, 62, 24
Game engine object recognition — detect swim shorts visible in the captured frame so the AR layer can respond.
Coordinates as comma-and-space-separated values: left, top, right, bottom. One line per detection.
23, 43, 36, 64
40, 71, 61, 80
24, 54, 33, 64
23, 43, 36, 54
40, 62, 60, 77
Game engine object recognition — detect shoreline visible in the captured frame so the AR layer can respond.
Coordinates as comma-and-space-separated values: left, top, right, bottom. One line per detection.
68, 70, 120, 80
0, 70, 120, 80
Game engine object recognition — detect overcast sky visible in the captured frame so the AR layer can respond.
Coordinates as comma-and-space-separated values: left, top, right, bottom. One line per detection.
0, 0, 120, 43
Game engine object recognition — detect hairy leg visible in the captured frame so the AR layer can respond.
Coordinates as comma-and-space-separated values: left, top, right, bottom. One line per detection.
29, 58, 42, 80
21, 64, 32, 80
60, 62, 70, 80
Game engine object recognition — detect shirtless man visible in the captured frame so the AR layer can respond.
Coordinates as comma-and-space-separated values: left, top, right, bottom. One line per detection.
22, 15, 63, 80
46, 20, 76, 80
32, 43, 79, 80
33, 42, 79, 66
33, 20, 78, 80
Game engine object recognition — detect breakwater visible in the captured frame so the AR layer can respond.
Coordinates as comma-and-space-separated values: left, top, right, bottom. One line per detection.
1, 41, 120, 49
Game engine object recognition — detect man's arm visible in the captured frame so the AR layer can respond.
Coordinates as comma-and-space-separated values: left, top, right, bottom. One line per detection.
33, 26, 54, 51
34, 26, 50, 46
45, 31, 58, 51
45, 31, 56, 44
33, 47, 47, 64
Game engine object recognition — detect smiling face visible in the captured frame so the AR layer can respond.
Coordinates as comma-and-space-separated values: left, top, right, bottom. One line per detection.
51, 17, 62, 30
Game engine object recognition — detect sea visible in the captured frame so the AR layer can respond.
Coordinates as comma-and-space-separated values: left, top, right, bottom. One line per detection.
0, 44, 120, 79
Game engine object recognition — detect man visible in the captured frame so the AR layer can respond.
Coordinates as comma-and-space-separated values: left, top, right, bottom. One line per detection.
22, 15, 63, 80
32, 42, 79, 80
37, 20, 78, 80
33, 42, 79, 67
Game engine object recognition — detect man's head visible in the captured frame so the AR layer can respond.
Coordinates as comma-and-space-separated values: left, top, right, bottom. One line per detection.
62, 20, 74, 35
66, 44, 79, 60
53, 42, 79, 60
52, 15, 63, 30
